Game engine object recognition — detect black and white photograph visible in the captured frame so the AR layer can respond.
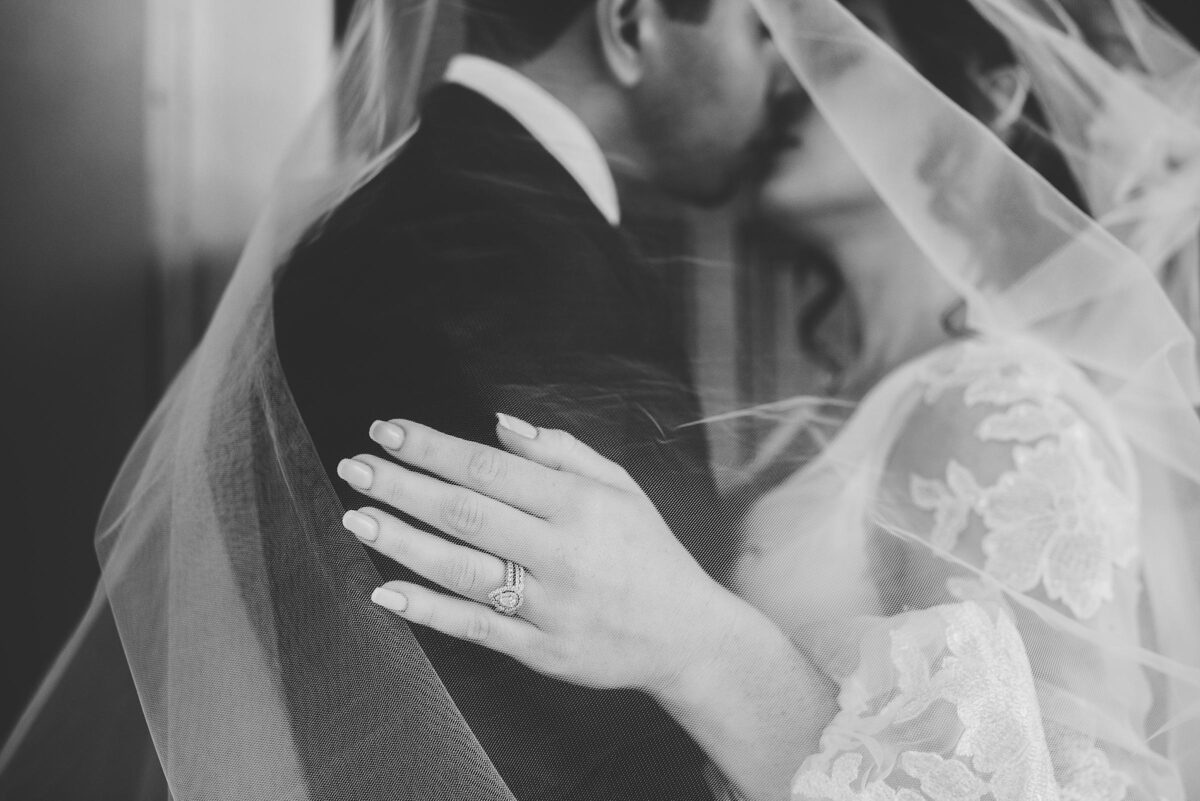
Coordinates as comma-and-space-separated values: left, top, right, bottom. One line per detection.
3, 0, 1200, 798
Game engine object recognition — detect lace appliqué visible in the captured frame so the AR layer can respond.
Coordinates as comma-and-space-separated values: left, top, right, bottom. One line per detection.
919, 342, 1063, 409
792, 603, 1058, 801
1043, 723, 1131, 801
909, 342, 1138, 620
911, 462, 982, 552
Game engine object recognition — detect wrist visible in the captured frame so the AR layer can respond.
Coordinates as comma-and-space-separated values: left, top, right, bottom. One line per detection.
646, 592, 834, 801
653, 592, 791, 710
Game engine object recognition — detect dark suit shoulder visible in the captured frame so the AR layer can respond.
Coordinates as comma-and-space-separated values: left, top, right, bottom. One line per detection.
276, 87, 671, 361
267, 83, 721, 801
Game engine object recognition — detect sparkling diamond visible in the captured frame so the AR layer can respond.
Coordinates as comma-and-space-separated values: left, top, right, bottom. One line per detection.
490, 588, 522, 613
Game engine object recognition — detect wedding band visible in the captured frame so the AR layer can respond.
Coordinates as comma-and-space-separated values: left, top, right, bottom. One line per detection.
488, 560, 526, 616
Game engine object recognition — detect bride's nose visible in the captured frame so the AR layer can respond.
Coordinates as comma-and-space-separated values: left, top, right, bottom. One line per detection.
767, 53, 802, 107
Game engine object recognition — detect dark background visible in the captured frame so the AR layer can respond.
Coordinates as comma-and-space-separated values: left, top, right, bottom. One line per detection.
2, 0, 1197, 748
2, 0, 154, 741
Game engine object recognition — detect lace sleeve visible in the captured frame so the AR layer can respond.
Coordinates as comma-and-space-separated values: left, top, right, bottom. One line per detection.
791, 340, 1169, 800
792, 602, 1059, 800
878, 339, 1140, 622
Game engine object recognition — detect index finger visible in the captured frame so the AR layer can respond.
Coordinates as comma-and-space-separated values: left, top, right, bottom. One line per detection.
369, 419, 574, 519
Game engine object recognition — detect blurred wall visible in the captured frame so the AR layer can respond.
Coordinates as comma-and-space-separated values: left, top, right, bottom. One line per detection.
0, 0, 153, 737
1, 0, 332, 744
148, 0, 332, 373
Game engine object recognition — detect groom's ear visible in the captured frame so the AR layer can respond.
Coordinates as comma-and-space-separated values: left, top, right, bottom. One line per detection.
596, 0, 660, 86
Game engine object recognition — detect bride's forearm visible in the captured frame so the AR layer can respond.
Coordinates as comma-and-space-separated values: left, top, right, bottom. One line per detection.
343, 420, 838, 796
651, 594, 838, 801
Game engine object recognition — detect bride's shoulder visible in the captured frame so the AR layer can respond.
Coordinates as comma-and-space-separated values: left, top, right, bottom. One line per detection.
882, 334, 1140, 620
888, 334, 1132, 486
897, 335, 1130, 457
874, 335, 1105, 470
911, 335, 1087, 406
885, 334, 1128, 458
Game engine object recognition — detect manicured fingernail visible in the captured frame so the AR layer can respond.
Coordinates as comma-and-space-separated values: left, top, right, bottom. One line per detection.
372, 586, 408, 613
369, 420, 405, 450
342, 510, 379, 542
337, 458, 374, 490
496, 413, 538, 440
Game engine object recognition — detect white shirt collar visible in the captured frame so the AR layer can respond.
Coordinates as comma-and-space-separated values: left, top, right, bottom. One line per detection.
445, 54, 621, 226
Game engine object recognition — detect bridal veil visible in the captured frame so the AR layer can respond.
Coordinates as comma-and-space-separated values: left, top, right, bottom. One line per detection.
2, 3, 520, 799
1, 0, 1198, 798
739, 0, 1200, 794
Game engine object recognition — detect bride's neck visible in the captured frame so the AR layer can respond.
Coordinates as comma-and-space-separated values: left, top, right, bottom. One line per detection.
809, 208, 959, 395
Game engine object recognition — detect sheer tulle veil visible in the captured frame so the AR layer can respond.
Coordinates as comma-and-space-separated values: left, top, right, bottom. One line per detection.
2, 2, 519, 798
739, 0, 1200, 791
1, 0, 1198, 796
969, 0, 1200, 356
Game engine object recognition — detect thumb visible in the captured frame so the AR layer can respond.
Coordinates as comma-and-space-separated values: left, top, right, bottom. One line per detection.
494, 413, 639, 492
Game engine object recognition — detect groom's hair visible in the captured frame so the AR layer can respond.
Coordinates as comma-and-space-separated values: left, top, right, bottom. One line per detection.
463, 0, 714, 65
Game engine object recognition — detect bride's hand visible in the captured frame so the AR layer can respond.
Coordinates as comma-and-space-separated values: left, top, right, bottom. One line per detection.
336, 414, 740, 697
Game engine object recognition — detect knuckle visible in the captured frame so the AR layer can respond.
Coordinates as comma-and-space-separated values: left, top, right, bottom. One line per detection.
416, 434, 440, 467
536, 429, 572, 470
442, 491, 484, 538
466, 448, 504, 485
561, 430, 585, 454
407, 604, 434, 628
383, 476, 407, 507
378, 526, 408, 560
445, 554, 483, 593
557, 431, 584, 459
463, 612, 491, 643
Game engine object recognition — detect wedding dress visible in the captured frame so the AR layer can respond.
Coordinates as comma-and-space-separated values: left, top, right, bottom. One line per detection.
741, 335, 1173, 798
730, 0, 1200, 796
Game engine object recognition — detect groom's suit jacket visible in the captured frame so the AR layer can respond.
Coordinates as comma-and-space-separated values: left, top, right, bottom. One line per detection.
273, 83, 730, 801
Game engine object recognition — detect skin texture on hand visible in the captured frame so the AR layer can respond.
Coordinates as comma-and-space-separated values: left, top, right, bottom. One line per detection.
337, 417, 730, 692
339, 416, 835, 800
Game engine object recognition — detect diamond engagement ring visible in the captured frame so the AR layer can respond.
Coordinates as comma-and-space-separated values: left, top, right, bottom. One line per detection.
488, 560, 526, 616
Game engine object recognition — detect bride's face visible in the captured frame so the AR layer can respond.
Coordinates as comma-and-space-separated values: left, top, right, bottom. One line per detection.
754, 0, 907, 236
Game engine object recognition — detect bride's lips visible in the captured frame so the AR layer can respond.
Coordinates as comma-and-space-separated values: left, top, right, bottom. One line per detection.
768, 130, 803, 154
761, 93, 812, 157
747, 133, 802, 185
745, 92, 812, 181
754, 122, 804, 168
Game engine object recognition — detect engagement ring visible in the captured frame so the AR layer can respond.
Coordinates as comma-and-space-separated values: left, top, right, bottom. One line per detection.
488, 560, 526, 616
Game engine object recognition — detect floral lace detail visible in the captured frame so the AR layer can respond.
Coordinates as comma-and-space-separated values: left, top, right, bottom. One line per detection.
792, 602, 1058, 801
911, 462, 982, 552
908, 341, 1138, 619
919, 341, 1065, 409
1043, 723, 1131, 801
976, 398, 1078, 444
